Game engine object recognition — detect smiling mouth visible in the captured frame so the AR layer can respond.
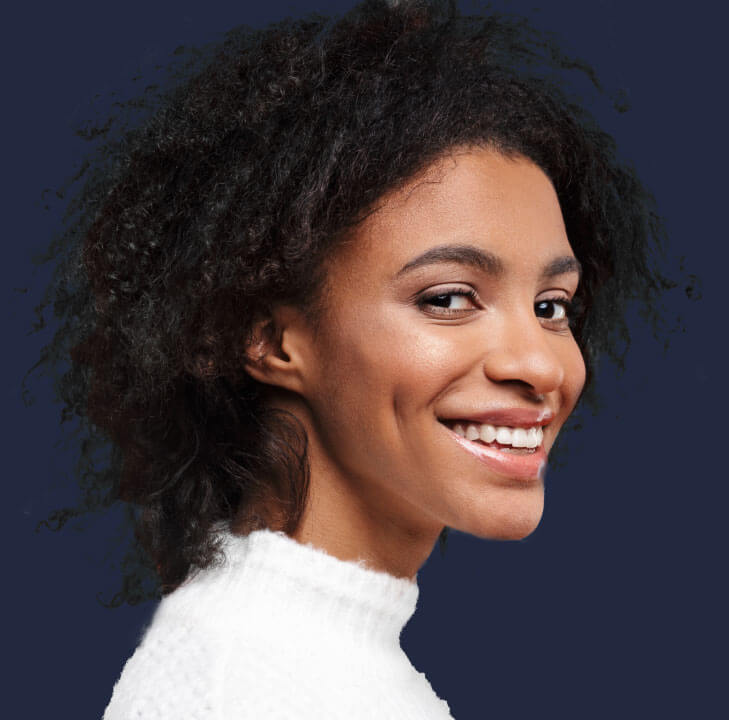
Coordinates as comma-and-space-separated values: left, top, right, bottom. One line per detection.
438, 419, 548, 481
438, 419, 543, 455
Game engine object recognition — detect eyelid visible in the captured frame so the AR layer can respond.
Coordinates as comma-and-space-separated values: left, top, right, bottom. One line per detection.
417, 283, 479, 297
414, 282, 480, 300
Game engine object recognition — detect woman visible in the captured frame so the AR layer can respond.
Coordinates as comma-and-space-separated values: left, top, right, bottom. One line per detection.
34, 0, 674, 717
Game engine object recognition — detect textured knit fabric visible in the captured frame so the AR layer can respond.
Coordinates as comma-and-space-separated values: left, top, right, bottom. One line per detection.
103, 527, 455, 719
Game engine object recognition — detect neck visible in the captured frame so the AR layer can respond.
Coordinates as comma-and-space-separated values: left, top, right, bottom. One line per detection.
235, 393, 445, 579
290, 430, 444, 580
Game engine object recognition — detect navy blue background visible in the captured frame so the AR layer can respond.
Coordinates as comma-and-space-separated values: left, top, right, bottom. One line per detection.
6, 1, 723, 718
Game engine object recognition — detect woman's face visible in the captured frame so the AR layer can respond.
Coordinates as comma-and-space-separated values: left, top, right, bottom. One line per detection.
281, 146, 585, 573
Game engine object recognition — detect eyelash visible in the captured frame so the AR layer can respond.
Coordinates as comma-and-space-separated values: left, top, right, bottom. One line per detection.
417, 288, 580, 326
417, 288, 479, 314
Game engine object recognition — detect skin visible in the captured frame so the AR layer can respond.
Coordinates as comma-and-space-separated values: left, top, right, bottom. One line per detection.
242, 146, 586, 581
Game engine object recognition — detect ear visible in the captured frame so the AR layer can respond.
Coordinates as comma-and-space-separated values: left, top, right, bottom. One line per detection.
243, 306, 313, 395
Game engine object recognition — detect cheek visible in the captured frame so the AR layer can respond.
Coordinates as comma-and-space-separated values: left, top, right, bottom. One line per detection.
313, 311, 463, 429
357, 315, 473, 405
563, 337, 587, 409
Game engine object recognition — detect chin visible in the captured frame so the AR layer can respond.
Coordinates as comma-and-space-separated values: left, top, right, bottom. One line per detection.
464, 493, 545, 541
496, 514, 543, 541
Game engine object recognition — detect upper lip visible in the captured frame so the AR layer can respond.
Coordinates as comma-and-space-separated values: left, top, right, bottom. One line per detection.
438, 407, 555, 429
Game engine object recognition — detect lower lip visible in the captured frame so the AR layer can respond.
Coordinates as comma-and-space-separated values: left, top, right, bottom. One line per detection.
444, 426, 547, 482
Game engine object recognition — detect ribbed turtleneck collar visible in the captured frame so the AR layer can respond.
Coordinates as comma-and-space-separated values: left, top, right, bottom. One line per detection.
188, 528, 420, 652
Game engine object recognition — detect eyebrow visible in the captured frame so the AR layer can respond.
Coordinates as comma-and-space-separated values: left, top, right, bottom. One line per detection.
394, 243, 582, 281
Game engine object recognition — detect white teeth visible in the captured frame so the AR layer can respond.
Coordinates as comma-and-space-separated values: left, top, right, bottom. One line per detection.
479, 424, 497, 443
447, 421, 544, 448
512, 428, 528, 448
465, 425, 480, 441
495, 426, 512, 445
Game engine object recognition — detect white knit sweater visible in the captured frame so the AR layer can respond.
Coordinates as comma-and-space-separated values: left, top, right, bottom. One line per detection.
103, 528, 454, 719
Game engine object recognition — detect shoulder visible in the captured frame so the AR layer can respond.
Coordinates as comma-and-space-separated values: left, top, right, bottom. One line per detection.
103, 598, 223, 720
102, 605, 308, 720
101, 555, 279, 720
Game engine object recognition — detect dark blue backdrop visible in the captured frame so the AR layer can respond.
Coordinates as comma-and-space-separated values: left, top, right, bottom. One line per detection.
7, 1, 723, 718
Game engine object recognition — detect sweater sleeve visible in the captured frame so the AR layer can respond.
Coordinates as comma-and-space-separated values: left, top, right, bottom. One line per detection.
103, 613, 221, 720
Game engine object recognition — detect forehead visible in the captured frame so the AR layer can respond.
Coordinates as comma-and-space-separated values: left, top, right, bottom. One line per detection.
327, 146, 573, 284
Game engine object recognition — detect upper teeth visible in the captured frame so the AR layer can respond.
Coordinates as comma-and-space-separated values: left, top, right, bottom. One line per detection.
452, 422, 543, 448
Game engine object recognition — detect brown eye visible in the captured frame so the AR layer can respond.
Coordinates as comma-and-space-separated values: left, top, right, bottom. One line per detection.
417, 288, 479, 315
535, 298, 571, 322
428, 292, 475, 309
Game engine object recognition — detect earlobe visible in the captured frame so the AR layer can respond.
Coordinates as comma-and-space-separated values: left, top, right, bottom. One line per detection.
243, 309, 309, 395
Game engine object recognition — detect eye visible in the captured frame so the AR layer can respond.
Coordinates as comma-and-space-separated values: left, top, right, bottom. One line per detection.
535, 296, 573, 325
417, 286, 479, 316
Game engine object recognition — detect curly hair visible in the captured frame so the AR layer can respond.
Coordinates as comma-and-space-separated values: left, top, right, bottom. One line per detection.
28, 0, 681, 603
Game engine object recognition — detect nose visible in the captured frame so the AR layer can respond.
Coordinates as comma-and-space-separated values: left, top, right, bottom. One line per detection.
481, 311, 565, 397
